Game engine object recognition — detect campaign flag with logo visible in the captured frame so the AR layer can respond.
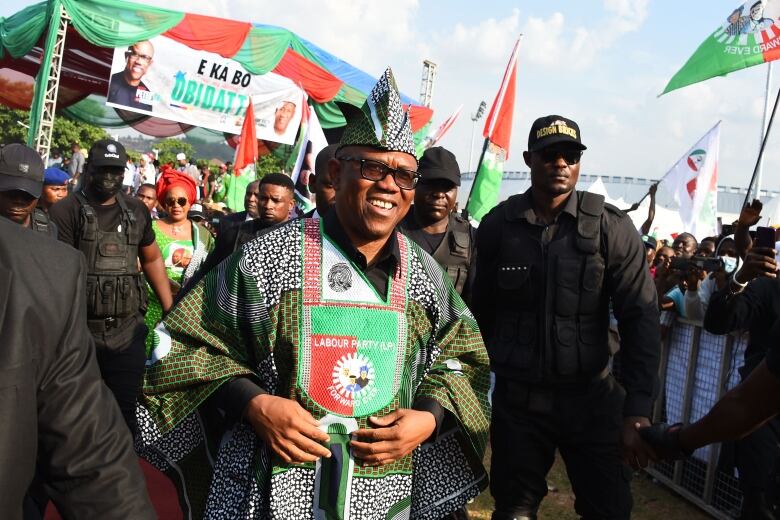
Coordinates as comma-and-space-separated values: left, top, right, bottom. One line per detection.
663, 1, 780, 95
466, 39, 520, 223
224, 103, 257, 212
661, 122, 721, 239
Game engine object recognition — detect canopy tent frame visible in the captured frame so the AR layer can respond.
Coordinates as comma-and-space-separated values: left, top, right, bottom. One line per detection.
28, 0, 69, 161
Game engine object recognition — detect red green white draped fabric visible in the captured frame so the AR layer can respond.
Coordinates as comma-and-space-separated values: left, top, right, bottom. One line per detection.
0, 0, 433, 136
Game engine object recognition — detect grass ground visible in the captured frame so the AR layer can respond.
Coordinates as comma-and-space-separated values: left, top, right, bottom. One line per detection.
466, 451, 712, 519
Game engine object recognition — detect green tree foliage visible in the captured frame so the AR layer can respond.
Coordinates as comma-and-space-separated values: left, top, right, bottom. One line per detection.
155, 138, 196, 167
0, 106, 108, 154
256, 153, 284, 178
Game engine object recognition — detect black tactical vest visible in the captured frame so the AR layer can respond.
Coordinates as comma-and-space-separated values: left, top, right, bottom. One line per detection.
432, 214, 473, 295
30, 208, 57, 238
488, 191, 610, 384
75, 192, 146, 320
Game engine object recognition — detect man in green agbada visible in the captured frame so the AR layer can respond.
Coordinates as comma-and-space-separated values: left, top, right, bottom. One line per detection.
137, 68, 490, 519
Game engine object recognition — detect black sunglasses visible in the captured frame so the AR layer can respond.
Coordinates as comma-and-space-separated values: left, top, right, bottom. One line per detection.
164, 197, 188, 207
337, 156, 420, 190
538, 149, 583, 165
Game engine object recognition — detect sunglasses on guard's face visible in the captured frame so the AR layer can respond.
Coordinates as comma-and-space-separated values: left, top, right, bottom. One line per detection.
537, 149, 583, 165
164, 197, 188, 207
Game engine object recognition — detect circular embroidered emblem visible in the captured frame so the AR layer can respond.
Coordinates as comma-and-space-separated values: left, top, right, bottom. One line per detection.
328, 263, 352, 292
332, 353, 376, 401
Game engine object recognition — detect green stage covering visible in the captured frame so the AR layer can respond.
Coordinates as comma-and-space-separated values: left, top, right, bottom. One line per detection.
0, 0, 433, 140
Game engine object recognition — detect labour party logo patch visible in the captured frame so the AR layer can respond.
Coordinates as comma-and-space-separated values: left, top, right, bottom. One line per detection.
301, 306, 405, 418
332, 353, 377, 403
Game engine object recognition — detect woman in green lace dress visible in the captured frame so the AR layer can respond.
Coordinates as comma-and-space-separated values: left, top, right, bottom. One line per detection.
144, 167, 213, 353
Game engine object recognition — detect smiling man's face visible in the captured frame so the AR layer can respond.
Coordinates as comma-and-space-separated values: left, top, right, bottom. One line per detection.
124, 41, 154, 86
330, 146, 416, 243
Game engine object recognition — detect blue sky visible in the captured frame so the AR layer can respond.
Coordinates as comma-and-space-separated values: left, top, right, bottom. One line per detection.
3, 0, 779, 192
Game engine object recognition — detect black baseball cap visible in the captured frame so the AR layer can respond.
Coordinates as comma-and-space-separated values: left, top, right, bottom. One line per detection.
528, 115, 587, 152
88, 139, 127, 168
641, 234, 657, 250
188, 203, 206, 221
0, 144, 45, 198
418, 146, 461, 186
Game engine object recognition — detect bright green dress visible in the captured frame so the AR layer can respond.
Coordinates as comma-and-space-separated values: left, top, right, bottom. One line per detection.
144, 220, 213, 354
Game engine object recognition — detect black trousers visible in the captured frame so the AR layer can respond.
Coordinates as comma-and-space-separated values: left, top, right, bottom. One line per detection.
735, 413, 780, 519
490, 374, 632, 520
93, 316, 148, 438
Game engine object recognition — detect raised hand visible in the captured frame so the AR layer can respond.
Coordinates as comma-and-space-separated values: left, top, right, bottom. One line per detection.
738, 199, 763, 228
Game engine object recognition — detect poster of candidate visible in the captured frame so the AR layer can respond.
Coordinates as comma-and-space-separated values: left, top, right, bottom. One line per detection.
106, 37, 303, 145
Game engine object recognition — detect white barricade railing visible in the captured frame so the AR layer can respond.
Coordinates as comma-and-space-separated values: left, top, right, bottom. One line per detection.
643, 316, 747, 519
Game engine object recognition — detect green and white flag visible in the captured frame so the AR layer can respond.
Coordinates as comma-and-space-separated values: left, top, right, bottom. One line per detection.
663, 1, 780, 95
661, 122, 721, 239
466, 39, 519, 223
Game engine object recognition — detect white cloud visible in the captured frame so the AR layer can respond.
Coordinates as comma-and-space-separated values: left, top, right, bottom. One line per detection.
520, 0, 648, 69
438, 9, 522, 69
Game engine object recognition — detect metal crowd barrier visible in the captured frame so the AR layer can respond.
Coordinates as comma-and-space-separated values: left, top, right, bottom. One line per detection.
644, 316, 748, 519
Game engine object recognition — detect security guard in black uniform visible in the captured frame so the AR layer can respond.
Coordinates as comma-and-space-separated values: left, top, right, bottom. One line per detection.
399, 146, 475, 303
0, 143, 57, 238
51, 139, 172, 437
473, 116, 661, 520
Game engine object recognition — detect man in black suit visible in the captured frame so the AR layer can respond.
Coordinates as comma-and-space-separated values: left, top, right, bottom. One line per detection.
186, 174, 294, 291
0, 216, 154, 519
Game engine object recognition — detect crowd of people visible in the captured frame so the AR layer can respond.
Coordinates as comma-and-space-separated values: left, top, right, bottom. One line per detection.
2, 68, 780, 520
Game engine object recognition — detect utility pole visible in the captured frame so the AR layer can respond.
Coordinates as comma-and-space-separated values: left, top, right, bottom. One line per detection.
468, 101, 487, 174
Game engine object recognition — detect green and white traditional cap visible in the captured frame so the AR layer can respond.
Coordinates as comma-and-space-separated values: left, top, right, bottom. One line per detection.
338, 67, 416, 159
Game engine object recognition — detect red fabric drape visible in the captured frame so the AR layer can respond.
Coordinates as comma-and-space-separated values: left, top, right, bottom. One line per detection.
272, 48, 342, 103
163, 13, 251, 58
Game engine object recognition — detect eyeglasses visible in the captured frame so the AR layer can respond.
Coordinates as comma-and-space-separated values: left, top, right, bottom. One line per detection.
125, 50, 152, 63
538, 149, 583, 165
164, 197, 188, 207
337, 156, 420, 190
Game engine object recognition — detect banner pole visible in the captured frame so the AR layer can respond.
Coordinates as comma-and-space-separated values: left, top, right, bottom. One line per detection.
743, 84, 780, 209
463, 137, 490, 219
755, 62, 774, 199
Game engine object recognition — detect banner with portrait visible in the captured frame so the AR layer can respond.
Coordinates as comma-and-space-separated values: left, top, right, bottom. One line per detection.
106, 36, 303, 145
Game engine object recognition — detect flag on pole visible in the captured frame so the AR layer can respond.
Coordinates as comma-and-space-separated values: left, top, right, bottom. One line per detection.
224, 102, 258, 212
662, 1, 780, 95
466, 39, 520, 222
290, 95, 328, 213
661, 122, 721, 239
426, 105, 463, 149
